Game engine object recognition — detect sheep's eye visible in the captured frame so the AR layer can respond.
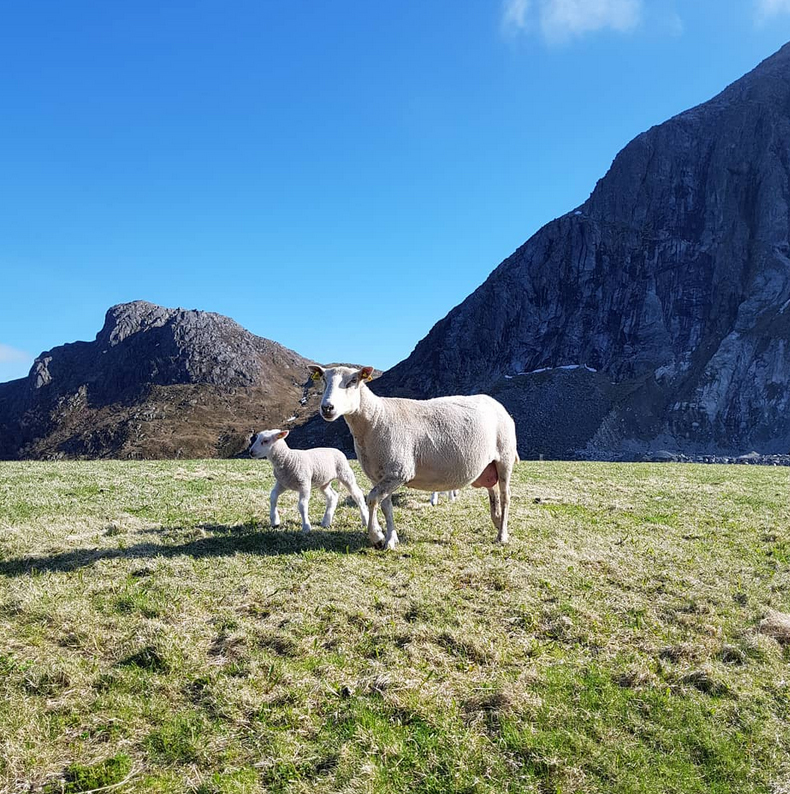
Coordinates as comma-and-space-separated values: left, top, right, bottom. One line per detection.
346, 378, 357, 388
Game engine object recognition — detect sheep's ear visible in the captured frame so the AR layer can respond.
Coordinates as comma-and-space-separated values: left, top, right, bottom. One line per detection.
275, 430, 289, 440
359, 367, 374, 382
308, 365, 325, 382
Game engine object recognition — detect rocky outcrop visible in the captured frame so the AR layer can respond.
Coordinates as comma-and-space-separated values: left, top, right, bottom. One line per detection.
367, 43, 790, 457
0, 302, 319, 459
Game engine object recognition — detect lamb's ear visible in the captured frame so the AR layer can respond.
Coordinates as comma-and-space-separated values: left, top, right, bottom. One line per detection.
275, 430, 289, 440
359, 366, 374, 382
308, 365, 325, 382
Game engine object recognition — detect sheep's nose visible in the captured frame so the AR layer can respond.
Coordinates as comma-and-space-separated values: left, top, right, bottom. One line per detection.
321, 403, 334, 417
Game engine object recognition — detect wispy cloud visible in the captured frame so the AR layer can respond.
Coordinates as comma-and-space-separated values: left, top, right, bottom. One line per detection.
755, 0, 790, 20
502, 0, 531, 32
0, 343, 31, 364
502, 0, 643, 42
666, 10, 684, 36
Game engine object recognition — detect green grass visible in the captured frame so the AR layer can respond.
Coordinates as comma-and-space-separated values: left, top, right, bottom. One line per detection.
0, 459, 789, 793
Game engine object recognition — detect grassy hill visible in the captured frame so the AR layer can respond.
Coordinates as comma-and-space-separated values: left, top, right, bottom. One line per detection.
1, 460, 788, 793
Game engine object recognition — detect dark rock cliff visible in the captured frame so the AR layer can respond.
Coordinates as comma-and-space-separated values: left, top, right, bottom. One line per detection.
0, 301, 319, 459
363, 43, 790, 457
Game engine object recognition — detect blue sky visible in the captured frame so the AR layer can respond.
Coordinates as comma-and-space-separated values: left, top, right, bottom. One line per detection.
2, 1, 790, 384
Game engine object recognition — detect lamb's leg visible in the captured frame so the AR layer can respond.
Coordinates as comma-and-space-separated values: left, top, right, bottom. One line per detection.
320, 483, 339, 528
338, 472, 370, 528
297, 487, 312, 533
487, 487, 502, 532
366, 476, 404, 550
270, 481, 284, 528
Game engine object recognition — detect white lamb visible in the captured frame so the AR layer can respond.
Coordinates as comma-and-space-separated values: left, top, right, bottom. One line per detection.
308, 365, 518, 550
248, 430, 369, 532
430, 490, 459, 506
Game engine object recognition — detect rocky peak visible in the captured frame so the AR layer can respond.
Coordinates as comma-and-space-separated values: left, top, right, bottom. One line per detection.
26, 300, 308, 399
374, 42, 790, 456
0, 302, 318, 459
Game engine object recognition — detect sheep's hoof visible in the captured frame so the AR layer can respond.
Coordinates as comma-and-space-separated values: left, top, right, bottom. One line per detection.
271, 522, 280, 529
301, 525, 312, 533
368, 530, 385, 546
320, 520, 331, 528
383, 533, 399, 551
496, 533, 510, 544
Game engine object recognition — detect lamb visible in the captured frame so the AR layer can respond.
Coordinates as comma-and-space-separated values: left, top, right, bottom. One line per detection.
430, 490, 459, 506
248, 429, 369, 532
308, 365, 518, 550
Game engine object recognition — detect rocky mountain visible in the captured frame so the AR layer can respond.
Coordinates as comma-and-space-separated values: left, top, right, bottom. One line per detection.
352, 42, 790, 458
6, 46, 790, 461
0, 301, 321, 459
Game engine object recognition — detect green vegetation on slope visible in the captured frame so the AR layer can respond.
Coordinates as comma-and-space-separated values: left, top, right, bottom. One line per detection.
0, 460, 788, 793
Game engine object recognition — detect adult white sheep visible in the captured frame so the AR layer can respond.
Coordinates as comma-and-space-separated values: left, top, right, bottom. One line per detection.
308, 365, 518, 550
248, 429, 369, 532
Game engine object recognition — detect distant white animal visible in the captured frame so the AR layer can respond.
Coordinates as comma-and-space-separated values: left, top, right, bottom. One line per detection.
430, 490, 459, 506
309, 365, 518, 550
248, 429, 369, 533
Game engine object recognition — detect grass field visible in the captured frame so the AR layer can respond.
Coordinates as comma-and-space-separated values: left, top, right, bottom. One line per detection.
1, 460, 789, 794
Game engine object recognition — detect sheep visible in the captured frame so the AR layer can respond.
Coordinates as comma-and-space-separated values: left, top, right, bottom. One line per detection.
248, 429, 369, 532
430, 490, 459, 506
308, 365, 518, 550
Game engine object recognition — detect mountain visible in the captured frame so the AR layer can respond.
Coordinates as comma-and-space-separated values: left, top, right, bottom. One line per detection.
0, 301, 320, 459
6, 45, 790, 461
353, 43, 790, 458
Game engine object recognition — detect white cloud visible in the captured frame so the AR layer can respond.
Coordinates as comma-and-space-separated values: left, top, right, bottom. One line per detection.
541, 0, 641, 40
502, 0, 531, 33
502, 0, 643, 42
755, 0, 790, 20
0, 343, 31, 364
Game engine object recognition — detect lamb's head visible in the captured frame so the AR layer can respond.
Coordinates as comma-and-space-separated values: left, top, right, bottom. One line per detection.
308, 365, 374, 422
248, 429, 288, 459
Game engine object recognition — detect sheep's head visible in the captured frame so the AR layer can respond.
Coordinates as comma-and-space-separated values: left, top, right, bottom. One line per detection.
249, 429, 288, 459
309, 365, 374, 422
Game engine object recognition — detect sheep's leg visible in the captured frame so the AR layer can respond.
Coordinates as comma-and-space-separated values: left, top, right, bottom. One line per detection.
297, 487, 312, 533
339, 474, 370, 528
496, 462, 513, 544
450, 490, 459, 502
380, 496, 399, 550
270, 481, 284, 528
366, 477, 404, 549
430, 491, 439, 506
365, 507, 385, 548
320, 483, 339, 528
487, 487, 502, 532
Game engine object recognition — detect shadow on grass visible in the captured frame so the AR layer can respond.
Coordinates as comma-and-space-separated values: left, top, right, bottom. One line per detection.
0, 524, 371, 577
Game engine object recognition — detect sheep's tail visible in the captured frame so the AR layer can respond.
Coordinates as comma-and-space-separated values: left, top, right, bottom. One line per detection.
515, 451, 520, 464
